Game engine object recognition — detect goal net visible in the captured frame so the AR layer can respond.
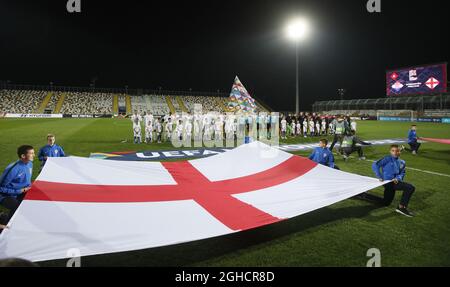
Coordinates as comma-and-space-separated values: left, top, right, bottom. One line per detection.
376, 110, 417, 122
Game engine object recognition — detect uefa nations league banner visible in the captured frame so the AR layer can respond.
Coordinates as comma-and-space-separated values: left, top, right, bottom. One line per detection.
0, 142, 387, 262
386, 63, 447, 96
89, 139, 409, 161
90, 148, 233, 161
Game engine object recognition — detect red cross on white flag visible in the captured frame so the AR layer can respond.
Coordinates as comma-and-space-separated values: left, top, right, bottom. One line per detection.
425, 77, 440, 90
0, 142, 386, 262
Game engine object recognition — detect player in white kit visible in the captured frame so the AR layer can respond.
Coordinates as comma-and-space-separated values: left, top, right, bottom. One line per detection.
131, 111, 142, 143
155, 119, 162, 143
321, 119, 327, 135
176, 120, 184, 141
296, 121, 301, 136
280, 117, 287, 139
133, 124, 142, 144
308, 118, 315, 137
165, 117, 173, 141
316, 120, 321, 136
144, 112, 153, 129
145, 120, 153, 144
224, 119, 231, 140
214, 119, 223, 141
193, 118, 201, 141
302, 119, 308, 138
131, 111, 142, 128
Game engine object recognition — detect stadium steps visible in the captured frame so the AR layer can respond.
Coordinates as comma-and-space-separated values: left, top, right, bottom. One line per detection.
53, 93, 66, 114
112, 95, 119, 114
165, 96, 176, 114
176, 96, 189, 113
36, 92, 53, 113
125, 95, 132, 115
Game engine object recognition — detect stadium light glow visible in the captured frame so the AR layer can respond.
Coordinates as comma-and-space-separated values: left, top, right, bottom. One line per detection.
285, 17, 310, 114
286, 18, 309, 41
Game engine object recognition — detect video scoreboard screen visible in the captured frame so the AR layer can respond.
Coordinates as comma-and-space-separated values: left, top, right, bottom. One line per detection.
386, 63, 447, 96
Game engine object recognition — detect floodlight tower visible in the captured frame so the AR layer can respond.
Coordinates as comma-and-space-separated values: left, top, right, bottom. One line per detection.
286, 18, 309, 114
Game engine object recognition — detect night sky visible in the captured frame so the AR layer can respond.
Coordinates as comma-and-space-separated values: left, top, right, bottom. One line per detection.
1, 0, 448, 111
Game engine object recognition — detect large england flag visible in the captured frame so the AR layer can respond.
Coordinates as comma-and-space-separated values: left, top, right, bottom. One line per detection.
0, 142, 386, 262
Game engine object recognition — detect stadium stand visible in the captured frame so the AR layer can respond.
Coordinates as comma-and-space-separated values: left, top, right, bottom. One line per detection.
0, 89, 47, 114
130, 95, 146, 113
165, 96, 176, 114
112, 95, 119, 114
36, 92, 54, 113
179, 95, 227, 113
45, 92, 61, 113
125, 95, 132, 114
53, 93, 66, 114
0, 86, 268, 116
60, 92, 113, 115
175, 96, 189, 113
118, 95, 126, 113
145, 95, 171, 115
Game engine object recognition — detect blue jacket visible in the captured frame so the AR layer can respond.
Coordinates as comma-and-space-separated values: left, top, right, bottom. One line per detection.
408, 130, 418, 144
38, 144, 65, 167
0, 160, 33, 202
372, 156, 406, 181
309, 147, 335, 168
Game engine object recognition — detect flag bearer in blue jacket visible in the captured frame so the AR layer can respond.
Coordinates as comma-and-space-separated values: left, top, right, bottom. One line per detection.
404, 125, 421, 155
372, 145, 415, 217
0, 145, 35, 226
38, 134, 65, 169
309, 139, 340, 170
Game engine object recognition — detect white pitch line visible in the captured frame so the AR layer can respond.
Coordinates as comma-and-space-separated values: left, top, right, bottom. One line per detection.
363, 159, 450, 178
344, 155, 450, 178
405, 166, 450, 178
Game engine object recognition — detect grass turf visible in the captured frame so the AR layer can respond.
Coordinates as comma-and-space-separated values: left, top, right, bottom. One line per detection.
0, 118, 449, 266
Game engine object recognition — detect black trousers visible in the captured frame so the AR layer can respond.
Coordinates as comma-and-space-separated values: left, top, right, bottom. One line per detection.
342, 146, 363, 157
381, 181, 415, 207
329, 134, 344, 151
409, 141, 421, 153
0, 193, 25, 224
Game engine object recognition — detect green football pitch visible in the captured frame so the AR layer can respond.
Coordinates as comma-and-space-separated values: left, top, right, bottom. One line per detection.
0, 118, 449, 266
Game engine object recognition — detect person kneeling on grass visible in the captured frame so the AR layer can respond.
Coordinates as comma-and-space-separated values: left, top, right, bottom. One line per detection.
341, 130, 372, 161
309, 139, 340, 170
372, 145, 415, 217
403, 125, 421, 155
0, 145, 34, 227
